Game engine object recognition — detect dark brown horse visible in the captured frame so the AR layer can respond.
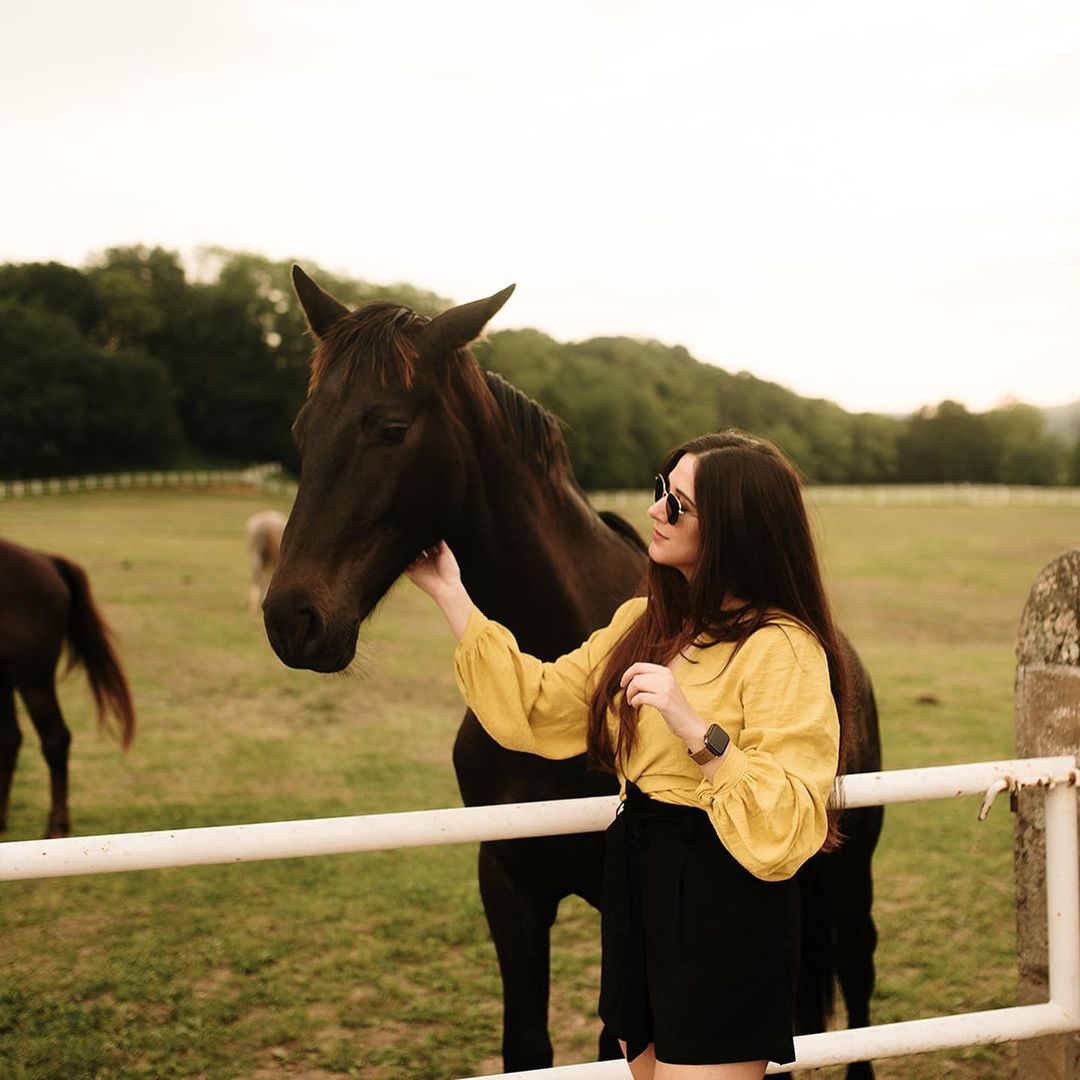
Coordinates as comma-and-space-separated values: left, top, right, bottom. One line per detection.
0, 537, 135, 838
264, 267, 882, 1077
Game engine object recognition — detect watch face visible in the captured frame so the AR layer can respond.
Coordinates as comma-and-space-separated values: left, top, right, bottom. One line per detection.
704, 724, 729, 756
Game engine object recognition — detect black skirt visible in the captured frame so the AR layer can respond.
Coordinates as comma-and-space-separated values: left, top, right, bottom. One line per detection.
598, 781, 799, 1067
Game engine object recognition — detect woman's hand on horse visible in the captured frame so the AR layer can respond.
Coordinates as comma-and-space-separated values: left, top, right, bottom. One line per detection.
620, 662, 706, 745
406, 541, 475, 639
405, 540, 462, 598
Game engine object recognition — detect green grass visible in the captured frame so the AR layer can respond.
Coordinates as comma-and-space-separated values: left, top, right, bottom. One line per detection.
1, 489, 1078, 1079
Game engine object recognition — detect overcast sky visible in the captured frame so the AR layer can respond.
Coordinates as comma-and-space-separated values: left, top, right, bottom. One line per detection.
3, 0, 1078, 415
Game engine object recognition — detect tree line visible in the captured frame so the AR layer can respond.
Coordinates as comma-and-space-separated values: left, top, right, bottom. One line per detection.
1, 246, 1076, 487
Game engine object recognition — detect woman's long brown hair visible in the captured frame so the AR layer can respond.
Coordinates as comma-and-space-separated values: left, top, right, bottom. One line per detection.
586, 430, 852, 850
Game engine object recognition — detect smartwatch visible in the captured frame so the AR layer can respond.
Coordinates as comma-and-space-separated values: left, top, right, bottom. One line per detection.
689, 723, 730, 765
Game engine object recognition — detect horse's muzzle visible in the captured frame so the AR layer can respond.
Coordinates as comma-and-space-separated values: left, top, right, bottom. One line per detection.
262, 586, 357, 672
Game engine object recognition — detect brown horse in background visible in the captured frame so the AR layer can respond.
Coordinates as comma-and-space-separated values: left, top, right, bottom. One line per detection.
246, 510, 287, 615
0, 537, 135, 838
264, 267, 882, 1078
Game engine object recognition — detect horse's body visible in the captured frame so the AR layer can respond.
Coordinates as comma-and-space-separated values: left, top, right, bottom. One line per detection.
0, 537, 134, 838
264, 267, 882, 1077
246, 510, 287, 615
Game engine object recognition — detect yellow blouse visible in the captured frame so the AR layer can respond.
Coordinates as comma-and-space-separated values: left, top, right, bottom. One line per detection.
453, 597, 840, 882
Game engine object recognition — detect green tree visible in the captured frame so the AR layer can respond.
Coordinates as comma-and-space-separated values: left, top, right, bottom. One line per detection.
849, 413, 900, 482
0, 261, 101, 335
87, 246, 187, 351
1069, 433, 1080, 485
0, 300, 181, 477
898, 401, 995, 482
984, 404, 1067, 484
13, 249, 1066, 488
482, 329, 905, 486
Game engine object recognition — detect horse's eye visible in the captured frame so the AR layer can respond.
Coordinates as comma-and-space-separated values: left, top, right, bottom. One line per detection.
381, 424, 409, 446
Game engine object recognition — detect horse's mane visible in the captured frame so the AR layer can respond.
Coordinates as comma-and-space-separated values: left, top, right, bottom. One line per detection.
481, 370, 572, 482
479, 383, 647, 552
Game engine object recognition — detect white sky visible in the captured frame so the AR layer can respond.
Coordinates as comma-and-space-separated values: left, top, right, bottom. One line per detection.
3, 0, 1078, 415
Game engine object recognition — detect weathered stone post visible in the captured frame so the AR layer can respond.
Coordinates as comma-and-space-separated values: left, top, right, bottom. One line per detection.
1015, 547, 1080, 1077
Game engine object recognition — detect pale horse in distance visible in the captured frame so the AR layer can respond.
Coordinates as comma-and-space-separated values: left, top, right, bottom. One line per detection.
245, 510, 287, 615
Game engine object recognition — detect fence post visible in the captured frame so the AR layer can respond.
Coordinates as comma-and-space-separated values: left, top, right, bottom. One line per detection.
1015, 547, 1080, 1078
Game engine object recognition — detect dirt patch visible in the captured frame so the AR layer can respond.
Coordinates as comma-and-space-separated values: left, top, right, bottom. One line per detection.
192, 967, 234, 996
246, 1051, 349, 1079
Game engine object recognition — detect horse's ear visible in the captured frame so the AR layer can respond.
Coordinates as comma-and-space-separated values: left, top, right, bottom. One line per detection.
420, 284, 516, 354
292, 264, 350, 338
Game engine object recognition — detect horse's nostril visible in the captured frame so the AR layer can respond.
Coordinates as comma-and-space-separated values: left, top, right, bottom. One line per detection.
263, 585, 355, 672
263, 588, 327, 664
295, 605, 320, 651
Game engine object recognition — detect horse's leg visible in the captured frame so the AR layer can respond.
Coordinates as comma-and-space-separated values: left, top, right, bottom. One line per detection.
827, 808, 883, 1080
478, 841, 560, 1071
18, 681, 72, 838
0, 677, 21, 833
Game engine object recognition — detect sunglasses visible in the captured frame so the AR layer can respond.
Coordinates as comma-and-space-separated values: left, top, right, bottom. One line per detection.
653, 473, 688, 526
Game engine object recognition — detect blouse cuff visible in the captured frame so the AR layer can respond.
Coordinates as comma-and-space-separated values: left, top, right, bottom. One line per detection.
455, 606, 491, 656
705, 741, 750, 792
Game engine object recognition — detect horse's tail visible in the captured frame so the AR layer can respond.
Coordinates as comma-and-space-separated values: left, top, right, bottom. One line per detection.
52, 557, 136, 749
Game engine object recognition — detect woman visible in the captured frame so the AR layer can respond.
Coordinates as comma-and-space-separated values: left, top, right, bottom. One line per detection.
407, 431, 849, 1080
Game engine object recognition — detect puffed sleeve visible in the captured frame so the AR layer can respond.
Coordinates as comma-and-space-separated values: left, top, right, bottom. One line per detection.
453, 598, 645, 759
695, 624, 840, 881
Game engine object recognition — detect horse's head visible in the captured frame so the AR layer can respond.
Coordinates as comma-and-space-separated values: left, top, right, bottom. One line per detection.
263, 265, 514, 672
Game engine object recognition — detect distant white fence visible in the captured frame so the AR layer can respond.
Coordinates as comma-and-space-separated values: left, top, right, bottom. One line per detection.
0, 463, 283, 500
807, 484, 1080, 507
4, 473, 1079, 507
1, 757, 1077, 1077
595, 485, 1080, 509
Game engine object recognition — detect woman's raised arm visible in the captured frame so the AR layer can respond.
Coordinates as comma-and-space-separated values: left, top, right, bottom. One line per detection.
405, 540, 475, 640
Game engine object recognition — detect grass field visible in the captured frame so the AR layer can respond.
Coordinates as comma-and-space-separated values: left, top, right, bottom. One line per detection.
1, 488, 1078, 1080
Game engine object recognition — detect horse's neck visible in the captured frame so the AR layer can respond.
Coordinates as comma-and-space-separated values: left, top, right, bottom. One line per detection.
449, 450, 643, 660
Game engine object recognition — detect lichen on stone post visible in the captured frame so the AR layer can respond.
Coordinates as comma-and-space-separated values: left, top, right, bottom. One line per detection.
1015, 547, 1080, 1079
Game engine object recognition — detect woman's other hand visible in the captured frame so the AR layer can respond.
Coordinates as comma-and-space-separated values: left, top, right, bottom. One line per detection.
620, 662, 706, 746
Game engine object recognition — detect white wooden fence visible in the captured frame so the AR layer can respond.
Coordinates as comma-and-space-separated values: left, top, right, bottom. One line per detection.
0, 463, 282, 500
4, 471, 1079, 507
1, 756, 1076, 1077
595, 485, 1080, 509
806, 484, 1080, 507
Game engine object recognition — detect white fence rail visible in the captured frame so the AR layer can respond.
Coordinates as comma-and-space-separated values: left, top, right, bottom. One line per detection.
5, 473, 1079, 507
2, 756, 1077, 1076
0, 463, 282, 500
806, 484, 1080, 507
593, 485, 1080, 509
